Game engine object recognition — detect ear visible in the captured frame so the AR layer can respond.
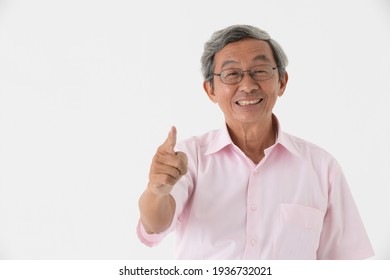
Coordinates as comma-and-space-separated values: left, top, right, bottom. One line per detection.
277, 71, 288, 97
203, 81, 218, 103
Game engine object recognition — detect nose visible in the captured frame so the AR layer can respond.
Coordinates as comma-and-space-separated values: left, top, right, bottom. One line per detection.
238, 70, 259, 92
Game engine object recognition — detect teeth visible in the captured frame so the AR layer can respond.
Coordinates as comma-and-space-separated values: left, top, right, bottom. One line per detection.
237, 99, 261, 106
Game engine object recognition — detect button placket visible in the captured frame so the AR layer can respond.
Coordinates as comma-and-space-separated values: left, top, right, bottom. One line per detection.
243, 165, 262, 258
251, 239, 258, 246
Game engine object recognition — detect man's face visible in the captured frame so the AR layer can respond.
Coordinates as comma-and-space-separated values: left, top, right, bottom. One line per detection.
204, 38, 288, 127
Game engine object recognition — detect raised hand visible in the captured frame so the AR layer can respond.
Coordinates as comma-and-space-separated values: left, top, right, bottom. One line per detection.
148, 126, 188, 196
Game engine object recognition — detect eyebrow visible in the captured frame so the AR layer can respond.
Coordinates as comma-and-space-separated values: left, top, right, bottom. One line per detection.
220, 60, 238, 69
253, 55, 272, 63
220, 55, 272, 69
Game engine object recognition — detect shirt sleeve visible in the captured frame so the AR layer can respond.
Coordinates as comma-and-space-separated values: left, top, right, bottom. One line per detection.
316, 159, 375, 259
136, 219, 170, 247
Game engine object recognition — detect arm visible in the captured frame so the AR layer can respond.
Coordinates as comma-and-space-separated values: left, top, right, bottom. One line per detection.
316, 159, 374, 259
138, 186, 176, 234
138, 126, 188, 234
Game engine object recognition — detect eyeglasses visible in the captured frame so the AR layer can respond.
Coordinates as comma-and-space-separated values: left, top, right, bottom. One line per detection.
213, 64, 277, 84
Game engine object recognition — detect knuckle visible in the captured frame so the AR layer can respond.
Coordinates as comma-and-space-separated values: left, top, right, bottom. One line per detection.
174, 168, 181, 178
177, 152, 188, 163
149, 161, 159, 174
153, 153, 161, 162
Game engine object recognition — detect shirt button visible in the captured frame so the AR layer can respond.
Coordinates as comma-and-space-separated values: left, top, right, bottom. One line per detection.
251, 239, 258, 246
253, 169, 258, 175
251, 204, 257, 211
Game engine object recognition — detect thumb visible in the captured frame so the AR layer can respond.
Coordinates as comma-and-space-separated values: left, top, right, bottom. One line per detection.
162, 126, 177, 154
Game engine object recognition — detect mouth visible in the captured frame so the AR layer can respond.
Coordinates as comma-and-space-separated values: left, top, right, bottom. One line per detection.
236, 98, 263, 107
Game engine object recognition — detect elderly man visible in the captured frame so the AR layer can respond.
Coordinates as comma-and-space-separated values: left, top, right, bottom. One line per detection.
137, 25, 374, 259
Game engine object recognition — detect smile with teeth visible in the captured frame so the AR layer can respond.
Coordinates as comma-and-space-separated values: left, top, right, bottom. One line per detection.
236, 98, 263, 106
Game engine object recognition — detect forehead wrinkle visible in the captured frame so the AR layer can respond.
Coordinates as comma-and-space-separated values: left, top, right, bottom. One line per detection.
219, 54, 272, 71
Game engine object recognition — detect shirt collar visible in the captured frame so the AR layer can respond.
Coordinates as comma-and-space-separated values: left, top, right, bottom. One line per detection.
272, 115, 302, 157
205, 114, 302, 158
204, 124, 233, 156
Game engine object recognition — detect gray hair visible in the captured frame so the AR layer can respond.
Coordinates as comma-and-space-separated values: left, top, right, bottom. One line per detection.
201, 25, 288, 83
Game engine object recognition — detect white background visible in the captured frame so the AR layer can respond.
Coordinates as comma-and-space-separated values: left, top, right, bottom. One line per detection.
0, 0, 389, 260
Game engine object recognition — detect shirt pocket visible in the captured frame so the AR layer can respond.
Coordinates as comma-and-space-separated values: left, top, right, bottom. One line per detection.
272, 203, 325, 259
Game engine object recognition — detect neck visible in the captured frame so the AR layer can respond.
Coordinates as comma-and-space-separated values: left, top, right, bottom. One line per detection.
227, 117, 276, 164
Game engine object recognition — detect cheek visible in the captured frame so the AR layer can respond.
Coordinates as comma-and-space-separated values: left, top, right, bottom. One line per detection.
215, 95, 234, 114
220, 95, 235, 109
217, 98, 230, 110
214, 87, 234, 104
268, 84, 282, 98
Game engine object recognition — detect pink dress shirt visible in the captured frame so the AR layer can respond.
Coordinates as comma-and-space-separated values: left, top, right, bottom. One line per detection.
137, 116, 374, 259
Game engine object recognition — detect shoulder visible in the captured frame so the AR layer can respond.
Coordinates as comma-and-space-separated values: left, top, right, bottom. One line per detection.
281, 131, 340, 168
175, 129, 220, 153
282, 132, 331, 156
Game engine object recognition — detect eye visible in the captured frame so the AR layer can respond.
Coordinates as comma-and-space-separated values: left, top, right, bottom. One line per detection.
253, 69, 267, 74
222, 69, 241, 78
252, 67, 268, 75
